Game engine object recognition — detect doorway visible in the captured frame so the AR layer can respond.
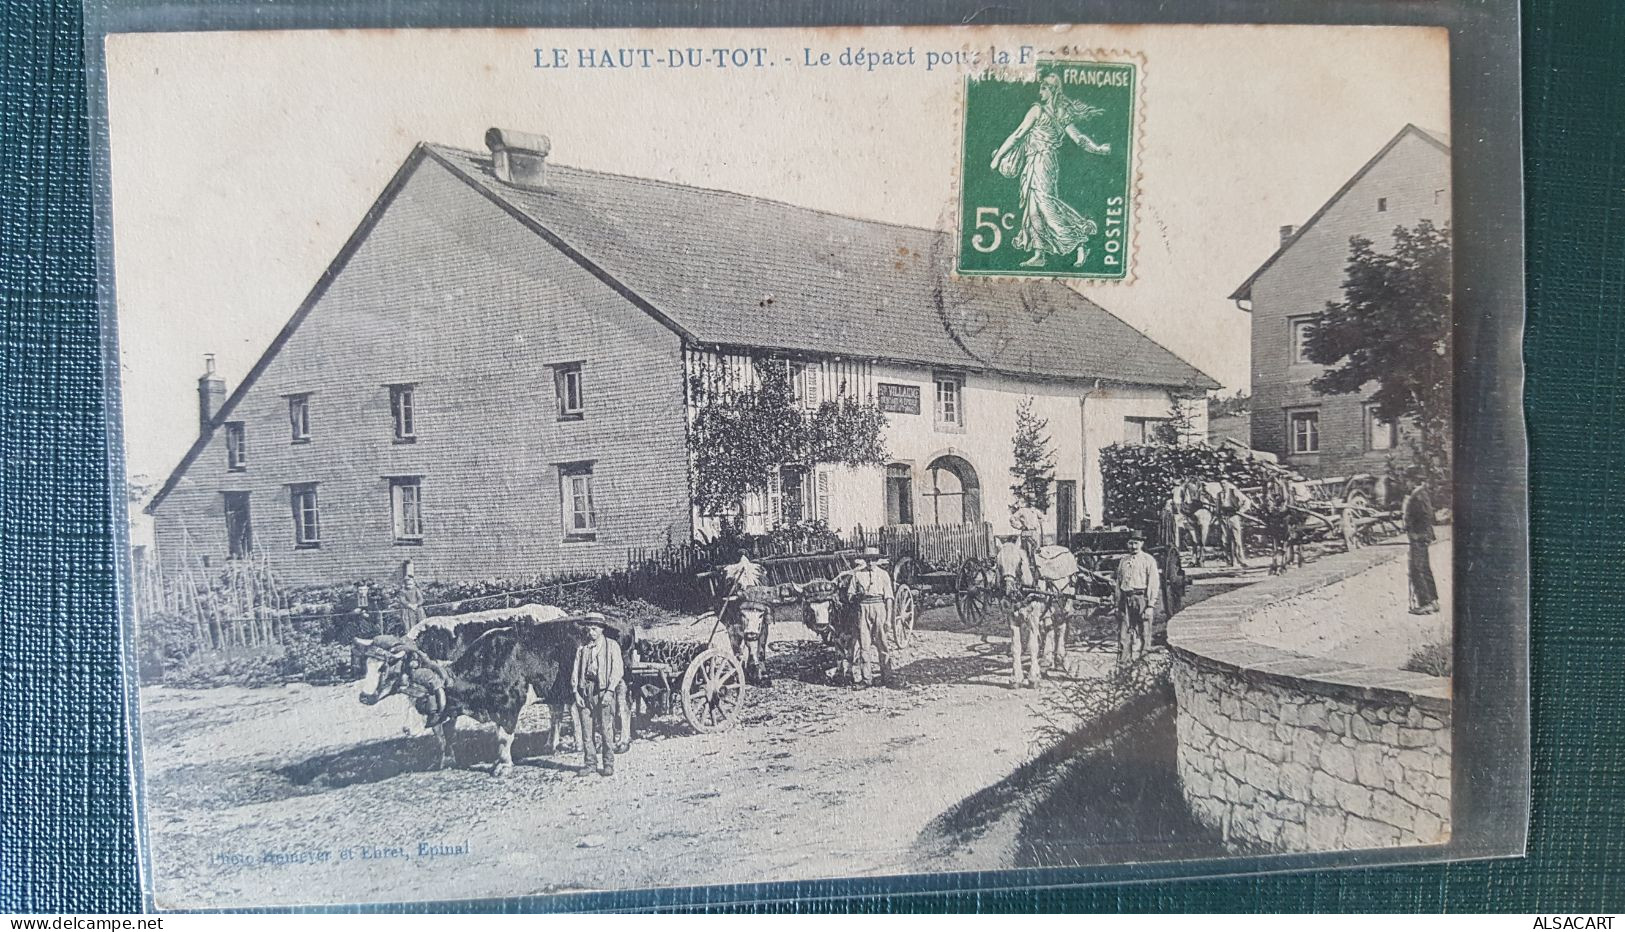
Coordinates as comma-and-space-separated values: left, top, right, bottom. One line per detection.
224, 491, 253, 560
884, 464, 914, 526
924, 455, 982, 525
1055, 480, 1077, 547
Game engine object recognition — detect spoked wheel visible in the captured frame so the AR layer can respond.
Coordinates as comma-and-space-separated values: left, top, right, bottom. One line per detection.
680, 648, 746, 734
956, 588, 987, 628
894, 585, 918, 645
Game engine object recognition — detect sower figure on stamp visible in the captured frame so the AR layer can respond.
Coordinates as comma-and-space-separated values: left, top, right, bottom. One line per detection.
990, 72, 1113, 268
572, 615, 624, 777
1403, 475, 1440, 615
848, 546, 902, 689
1115, 530, 1162, 668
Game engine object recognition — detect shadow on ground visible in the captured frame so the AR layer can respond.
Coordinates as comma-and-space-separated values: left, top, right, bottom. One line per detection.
276, 729, 578, 791
914, 674, 1227, 869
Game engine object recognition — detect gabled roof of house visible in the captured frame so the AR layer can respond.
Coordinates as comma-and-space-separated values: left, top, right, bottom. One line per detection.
148, 142, 1216, 513
1228, 124, 1451, 303
423, 144, 1216, 391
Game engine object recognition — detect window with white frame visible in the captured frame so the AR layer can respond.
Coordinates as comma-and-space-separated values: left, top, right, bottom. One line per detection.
389, 384, 416, 441
554, 363, 584, 420
225, 422, 247, 471
289, 483, 320, 547
559, 462, 596, 540
1288, 409, 1321, 455
1289, 316, 1319, 365
1365, 403, 1398, 451
287, 394, 311, 443
390, 477, 423, 542
934, 372, 964, 429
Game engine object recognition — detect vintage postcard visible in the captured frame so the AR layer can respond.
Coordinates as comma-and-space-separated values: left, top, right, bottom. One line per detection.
100, 23, 1474, 908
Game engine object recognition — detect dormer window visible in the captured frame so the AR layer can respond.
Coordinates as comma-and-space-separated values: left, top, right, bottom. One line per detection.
287, 393, 311, 443
389, 384, 417, 442
224, 422, 247, 471
554, 362, 584, 420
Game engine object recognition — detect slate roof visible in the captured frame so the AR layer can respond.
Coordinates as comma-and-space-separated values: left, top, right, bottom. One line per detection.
424, 145, 1216, 390
1228, 124, 1451, 303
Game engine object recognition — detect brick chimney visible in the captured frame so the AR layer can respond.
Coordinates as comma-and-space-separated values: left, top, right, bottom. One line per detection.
485, 128, 551, 189
197, 354, 226, 433
1279, 224, 1296, 245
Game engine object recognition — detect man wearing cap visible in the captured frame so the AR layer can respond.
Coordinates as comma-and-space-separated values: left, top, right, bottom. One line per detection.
572, 615, 624, 777
1115, 530, 1162, 665
848, 546, 900, 688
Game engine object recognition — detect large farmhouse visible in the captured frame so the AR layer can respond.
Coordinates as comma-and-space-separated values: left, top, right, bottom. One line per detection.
1233, 124, 1451, 478
146, 129, 1214, 586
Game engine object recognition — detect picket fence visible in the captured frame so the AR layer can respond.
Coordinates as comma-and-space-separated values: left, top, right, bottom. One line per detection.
134, 522, 994, 655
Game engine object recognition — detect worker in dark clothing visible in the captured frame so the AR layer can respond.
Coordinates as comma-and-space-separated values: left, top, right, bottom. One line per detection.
1403, 477, 1440, 615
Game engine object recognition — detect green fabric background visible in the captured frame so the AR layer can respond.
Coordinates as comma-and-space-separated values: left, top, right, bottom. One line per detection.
1, 0, 1617, 911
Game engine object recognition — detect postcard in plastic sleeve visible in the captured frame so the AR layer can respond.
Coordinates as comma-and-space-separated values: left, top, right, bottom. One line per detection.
82, 10, 1529, 910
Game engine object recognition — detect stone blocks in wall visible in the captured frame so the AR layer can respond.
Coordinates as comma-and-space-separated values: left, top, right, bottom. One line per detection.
1167, 543, 1452, 853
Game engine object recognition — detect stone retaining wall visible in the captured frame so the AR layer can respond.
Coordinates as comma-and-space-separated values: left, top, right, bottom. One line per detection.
1167, 544, 1451, 852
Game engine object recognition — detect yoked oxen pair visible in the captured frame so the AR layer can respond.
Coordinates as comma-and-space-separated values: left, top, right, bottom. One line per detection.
353, 605, 633, 776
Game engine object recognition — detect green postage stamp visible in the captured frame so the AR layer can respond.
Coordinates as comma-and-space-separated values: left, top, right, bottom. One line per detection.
958, 58, 1138, 280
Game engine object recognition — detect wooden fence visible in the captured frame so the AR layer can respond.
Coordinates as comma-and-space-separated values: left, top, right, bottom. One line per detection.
133, 521, 995, 655
617, 521, 991, 604
131, 537, 291, 655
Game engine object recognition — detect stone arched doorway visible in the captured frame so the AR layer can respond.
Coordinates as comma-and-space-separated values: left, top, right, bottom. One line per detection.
924, 454, 982, 525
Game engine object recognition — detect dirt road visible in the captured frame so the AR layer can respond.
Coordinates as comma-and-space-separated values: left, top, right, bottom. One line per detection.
141, 607, 1136, 909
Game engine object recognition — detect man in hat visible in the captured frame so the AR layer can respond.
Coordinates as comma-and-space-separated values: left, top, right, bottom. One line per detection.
848, 546, 901, 688
572, 614, 624, 777
1403, 473, 1440, 615
1115, 530, 1162, 665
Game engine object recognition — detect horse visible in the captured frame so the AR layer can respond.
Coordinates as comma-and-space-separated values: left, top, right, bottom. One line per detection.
992, 538, 1081, 688
1173, 479, 1224, 566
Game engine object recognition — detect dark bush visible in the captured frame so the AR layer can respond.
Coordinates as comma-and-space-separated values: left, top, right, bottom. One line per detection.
1402, 641, 1451, 678
136, 611, 203, 685
1098, 443, 1279, 531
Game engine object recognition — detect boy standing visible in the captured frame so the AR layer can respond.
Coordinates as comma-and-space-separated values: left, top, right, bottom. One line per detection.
573, 615, 624, 777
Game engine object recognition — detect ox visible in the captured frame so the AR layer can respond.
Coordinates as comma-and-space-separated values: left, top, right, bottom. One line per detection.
353, 607, 632, 775
798, 577, 860, 684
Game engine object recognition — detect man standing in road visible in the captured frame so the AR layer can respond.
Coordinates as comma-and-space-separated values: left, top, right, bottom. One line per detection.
1403, 475, 1440, 615
1216, 478, 1254, 569
1115, 530, 1162, 666
573, 615, 624, 777
849, 546, 902, 689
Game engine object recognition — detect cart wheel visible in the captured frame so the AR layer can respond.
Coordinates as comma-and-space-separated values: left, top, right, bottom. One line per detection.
892, 586, 917, 644
680, 648, 745, 734
956, 589, 983, 628
1161, 549, 1186, 616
